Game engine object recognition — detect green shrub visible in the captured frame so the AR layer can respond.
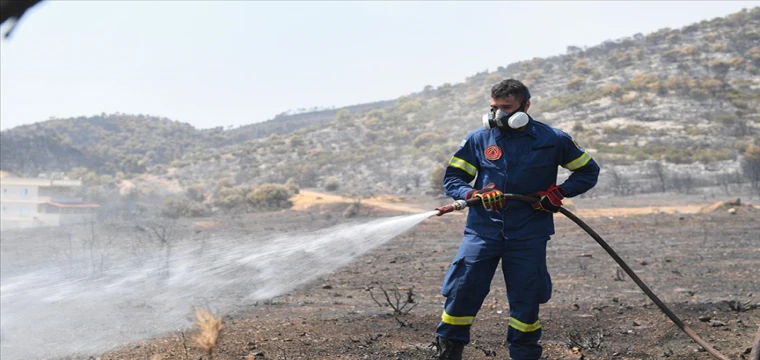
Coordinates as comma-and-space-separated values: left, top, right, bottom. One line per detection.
429, 165, 446, 194
602, 84, 624, 97
334, 109, 351, 122
539, 89, 605, 113
213, 186, 248, 209
161, 197, 210, 218
285, 177, 300, 195
412, 132, 445, 148
630, 73, 660, 91
246, 183, 292, 211
573, 59, 592, 74
324, 176, 340, 191
572, 122, 584, 132
186, 184, 206, 202
566, 77, 585, 91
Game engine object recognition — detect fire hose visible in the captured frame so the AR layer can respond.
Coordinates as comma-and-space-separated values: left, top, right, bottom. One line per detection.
435, 194, 730, 360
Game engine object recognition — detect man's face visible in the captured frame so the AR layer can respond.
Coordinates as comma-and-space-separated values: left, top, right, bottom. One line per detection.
490, 95, 530, 113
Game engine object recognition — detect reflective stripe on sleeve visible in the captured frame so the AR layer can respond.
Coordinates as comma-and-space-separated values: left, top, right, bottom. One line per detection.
448, 156, 477, 177
441, 310, 475, 326
509, 317, 541, 332
564, 151, 591, 171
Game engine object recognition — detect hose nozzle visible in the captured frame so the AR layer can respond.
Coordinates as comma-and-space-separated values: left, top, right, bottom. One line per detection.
435, 200, 468, 216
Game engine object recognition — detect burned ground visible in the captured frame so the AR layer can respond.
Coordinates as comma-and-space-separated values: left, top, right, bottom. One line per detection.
4, 196, 759, 360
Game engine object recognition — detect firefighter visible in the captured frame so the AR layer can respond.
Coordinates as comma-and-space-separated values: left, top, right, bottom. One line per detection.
434, 79, 600, 360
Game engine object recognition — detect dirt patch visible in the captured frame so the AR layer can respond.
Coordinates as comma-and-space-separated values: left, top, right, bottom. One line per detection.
293, 190, 431, 214
574, 204, 705, 218
699, 198, 759, 215
192, 220, 222, 228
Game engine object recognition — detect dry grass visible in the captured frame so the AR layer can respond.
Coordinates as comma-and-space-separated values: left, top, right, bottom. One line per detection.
193, 307, 224, 359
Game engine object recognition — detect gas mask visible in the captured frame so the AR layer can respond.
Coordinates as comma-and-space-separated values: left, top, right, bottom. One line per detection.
482, 100, 530, 131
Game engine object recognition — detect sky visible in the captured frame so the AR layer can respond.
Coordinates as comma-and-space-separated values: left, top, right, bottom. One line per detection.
1, 1, 758, 131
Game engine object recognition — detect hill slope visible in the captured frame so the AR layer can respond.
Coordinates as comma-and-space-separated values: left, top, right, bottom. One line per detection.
170, 8, 759, 196
1, 8, 758, 202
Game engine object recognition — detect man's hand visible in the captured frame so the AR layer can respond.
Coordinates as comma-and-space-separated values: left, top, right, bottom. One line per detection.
466, 182, 506, 211
532, 185, 566, 213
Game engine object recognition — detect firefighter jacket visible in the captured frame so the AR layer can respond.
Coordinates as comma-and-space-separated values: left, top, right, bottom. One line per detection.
443, 117, 600, 240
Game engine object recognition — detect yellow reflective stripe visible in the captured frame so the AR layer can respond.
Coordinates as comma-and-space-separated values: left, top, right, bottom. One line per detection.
509, 317, 541, 332
441, 310, 475, 326
564, 151, 591, 171
448, 156, 477, 177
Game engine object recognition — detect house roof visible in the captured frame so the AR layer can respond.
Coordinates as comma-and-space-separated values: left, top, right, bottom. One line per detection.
46, 202, 100, 209
0, 177, 82, 187
0, 199, 48, 204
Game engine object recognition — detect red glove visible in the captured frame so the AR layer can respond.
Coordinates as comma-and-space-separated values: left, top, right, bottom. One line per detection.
466, 182, 506, 211
532, 185, 567, 213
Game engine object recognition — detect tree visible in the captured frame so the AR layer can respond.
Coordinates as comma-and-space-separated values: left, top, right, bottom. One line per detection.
186, 184, 206, 202
323, 176, 340, 192
608, 168, 633, 196
334, 109, 352, 123
648, 162, 667, 192
741, 145, 760, 192
429, 165, 446, 195
671, 171, 695, 195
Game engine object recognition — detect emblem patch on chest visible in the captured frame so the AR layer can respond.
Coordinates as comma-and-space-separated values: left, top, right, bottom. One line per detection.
484, 145, 502, 161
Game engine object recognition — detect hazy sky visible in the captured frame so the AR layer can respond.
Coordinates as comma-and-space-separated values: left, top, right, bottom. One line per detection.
1, 1, 757, 130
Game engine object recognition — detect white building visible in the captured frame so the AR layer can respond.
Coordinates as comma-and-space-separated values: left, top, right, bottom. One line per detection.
0, 177, 99, 230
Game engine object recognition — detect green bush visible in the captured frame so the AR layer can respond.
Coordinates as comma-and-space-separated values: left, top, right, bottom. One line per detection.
186, 184, 206, 202
412, 132, 445, 148
334, 109, 351, 122
429, 165, 446, 195
246, 184, 293, 211
603, 125, 648, 137
324, 176, 340, 191
602, 84, 624, 97
213, 187, 247, 209
397, 97, 422, 114
161, 197, 209, 218
693, 148, 735, 163
566, 77, 585, 91
572, 121, 584, 132
285, 177, 300, 195
573, 59, 592, 74
539, 89, 605, 113
607, 48, 642, 69
630, 73, 660, 92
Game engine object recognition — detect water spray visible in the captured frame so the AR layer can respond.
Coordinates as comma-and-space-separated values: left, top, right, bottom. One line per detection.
434, 193, 730, 360
0, 211, 439, 360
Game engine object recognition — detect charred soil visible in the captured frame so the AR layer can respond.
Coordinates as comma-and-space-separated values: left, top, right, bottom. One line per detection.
34, 200, 760, 359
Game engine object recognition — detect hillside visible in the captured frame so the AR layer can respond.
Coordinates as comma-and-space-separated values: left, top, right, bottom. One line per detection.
1, 8, 759, 216
0, 114, 229, 175
169, 8, 759, 196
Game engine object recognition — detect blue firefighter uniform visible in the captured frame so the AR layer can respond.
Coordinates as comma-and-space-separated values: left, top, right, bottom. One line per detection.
436, 116, 600, 359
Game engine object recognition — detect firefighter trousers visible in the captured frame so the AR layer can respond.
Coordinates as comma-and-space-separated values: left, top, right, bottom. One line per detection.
435, 233, 552, 360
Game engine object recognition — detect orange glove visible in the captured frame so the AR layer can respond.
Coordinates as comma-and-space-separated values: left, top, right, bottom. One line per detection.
465, 182, 506, 211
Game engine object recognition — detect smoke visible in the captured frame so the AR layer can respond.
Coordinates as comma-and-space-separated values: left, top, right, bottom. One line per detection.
0, 211, 437, 359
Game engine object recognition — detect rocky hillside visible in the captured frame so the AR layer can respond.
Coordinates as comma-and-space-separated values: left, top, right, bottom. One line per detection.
0, 114, 229, 175
1, 8, 759, 211
169, 8, 759, 197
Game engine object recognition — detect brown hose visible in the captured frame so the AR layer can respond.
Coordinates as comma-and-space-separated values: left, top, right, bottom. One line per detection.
482, 194, 731, 360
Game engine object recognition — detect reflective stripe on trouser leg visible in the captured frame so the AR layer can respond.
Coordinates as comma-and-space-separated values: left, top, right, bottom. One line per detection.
503, 237, 551, 360
441, 311, 474, 326
435, 234, 501, 344
509, 317, 541, 332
